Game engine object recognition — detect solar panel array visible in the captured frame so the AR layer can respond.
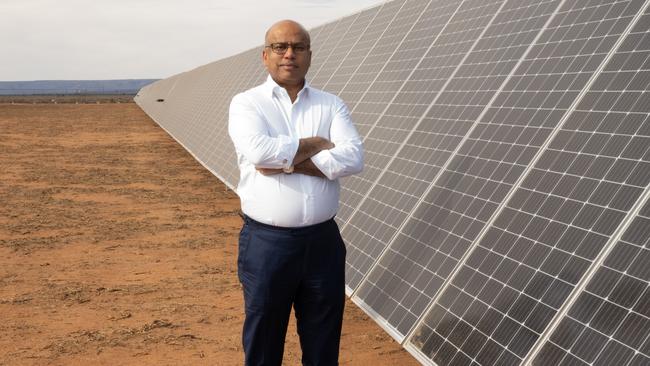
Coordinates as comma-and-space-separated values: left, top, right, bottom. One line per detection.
135, 0, 650, 364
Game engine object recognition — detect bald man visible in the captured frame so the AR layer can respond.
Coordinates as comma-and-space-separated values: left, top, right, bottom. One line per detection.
228, 20, 364, 366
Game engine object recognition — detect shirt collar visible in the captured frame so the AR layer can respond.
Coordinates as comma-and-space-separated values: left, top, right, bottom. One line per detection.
264, 75, 311, 99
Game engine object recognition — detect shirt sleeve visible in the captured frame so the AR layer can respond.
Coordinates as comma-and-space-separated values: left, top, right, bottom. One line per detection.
228, 93, 298, 169
310, 97, 364, 180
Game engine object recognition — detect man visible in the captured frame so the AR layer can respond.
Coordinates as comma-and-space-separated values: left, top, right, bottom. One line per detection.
228, 19, 364, 366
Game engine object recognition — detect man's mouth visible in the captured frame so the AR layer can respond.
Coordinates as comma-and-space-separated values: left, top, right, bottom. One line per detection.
280, 64, 297, 69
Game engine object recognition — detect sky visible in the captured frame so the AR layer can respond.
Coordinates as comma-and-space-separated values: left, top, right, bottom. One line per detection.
0, 0, 384, 81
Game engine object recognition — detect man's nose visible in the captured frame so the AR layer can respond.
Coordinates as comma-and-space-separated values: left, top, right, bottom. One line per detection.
283, 47, 297, 59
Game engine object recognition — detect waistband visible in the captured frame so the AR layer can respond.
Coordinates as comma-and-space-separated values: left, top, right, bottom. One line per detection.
241, 213, 335, 234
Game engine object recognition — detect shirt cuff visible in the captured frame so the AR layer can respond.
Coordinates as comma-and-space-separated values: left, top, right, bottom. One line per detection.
279, 135, 299, 169
311, 149, 342, 180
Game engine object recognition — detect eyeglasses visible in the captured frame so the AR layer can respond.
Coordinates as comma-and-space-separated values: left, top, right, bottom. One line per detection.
265, 42, 310, 55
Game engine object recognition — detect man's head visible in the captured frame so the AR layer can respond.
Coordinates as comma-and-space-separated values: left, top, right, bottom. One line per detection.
263, 20, 311, 90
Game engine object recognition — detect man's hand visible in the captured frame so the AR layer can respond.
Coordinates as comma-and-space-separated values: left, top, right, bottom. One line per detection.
293, 136, 335, 165
256, 167, 284, 175
294, 159, 327, 178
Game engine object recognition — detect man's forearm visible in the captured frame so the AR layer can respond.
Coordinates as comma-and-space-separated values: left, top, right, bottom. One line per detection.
293, 137, 334, 165
256, 159, 326, 178
256, 167, 284, 175
256, 136, 332, 176
293, 159, 327, 178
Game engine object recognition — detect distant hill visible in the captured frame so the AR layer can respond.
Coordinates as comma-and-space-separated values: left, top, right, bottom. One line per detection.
0, 79, 159, 95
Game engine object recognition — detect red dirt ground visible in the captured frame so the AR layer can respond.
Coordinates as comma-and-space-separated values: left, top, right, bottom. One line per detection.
0, 103, 419, 366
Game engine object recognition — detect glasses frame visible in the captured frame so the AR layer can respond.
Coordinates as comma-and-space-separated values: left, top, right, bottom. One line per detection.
265, 42, 310, 55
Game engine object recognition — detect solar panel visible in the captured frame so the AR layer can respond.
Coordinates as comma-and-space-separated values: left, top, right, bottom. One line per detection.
134, 0, 650, 364
324, 0, 409, 102
302, 21, 334, 83
531, 9, 650, 364
182, 64, 233, 157
208, 49, 269, 186
336, 0, 463, 225
342, 0, 510, 295
181, 50, 261, 188
406, 1, 650, 364
135, 72, 179, 122
308, 10, 377, 88
532, 196, 650, 365
330, 0, 431, 97
352, 0, 567, 340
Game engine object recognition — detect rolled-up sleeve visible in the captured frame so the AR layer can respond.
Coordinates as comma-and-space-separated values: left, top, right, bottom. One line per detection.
228, 93, 298, 169
311, 98, 364, 180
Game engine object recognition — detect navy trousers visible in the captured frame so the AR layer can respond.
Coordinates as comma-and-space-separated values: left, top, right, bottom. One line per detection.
238, 215, 346, 366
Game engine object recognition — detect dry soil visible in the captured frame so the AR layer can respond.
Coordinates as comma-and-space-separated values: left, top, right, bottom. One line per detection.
0, 102, 419, 366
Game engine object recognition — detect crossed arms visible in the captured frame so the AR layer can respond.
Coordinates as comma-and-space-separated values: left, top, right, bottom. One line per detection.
228, 93, 363, 180
255, 137, 334, 178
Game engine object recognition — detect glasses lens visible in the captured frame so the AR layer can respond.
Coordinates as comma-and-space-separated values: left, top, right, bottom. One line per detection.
268, 43, 309, 54
272, 43, 288, 54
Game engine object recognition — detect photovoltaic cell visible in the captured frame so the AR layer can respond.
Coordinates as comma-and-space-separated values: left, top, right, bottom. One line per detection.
351, 0, 462, 138
336, 0, 463, 225
186, 63, 237, 155
533, 198, 650, 365
305, 20, 346, 85
329, 0, 430, 99
324, 0, 408, 104
331, 0, 444, 226
308, 11, 375, 89
342, 0, 508, 293
354, 0, 564, 340
407, 1, 649, 364
305, 22, 326, 51
204, 49, 267, 187
139, 59, 244, 188
532, 9, 650, 364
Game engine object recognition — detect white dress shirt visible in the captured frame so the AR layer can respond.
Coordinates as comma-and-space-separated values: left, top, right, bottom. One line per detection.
228, 76, 364, 227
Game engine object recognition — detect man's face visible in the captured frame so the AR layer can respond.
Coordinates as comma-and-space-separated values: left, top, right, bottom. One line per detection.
263, 22, 311, 88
